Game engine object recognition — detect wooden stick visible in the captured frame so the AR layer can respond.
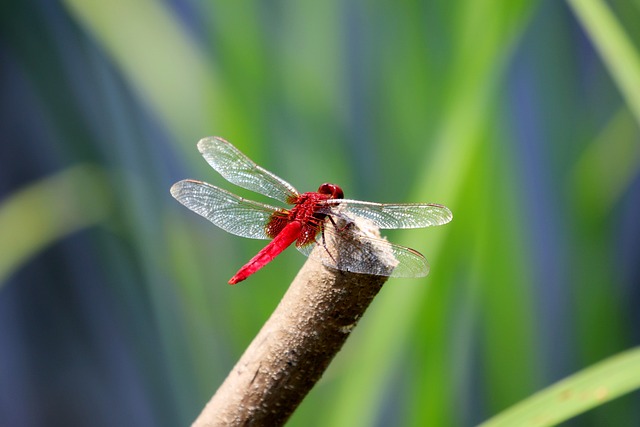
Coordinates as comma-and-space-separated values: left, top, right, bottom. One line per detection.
192, 219, 392, 426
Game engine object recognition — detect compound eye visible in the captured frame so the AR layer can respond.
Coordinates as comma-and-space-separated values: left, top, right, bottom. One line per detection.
318, 183, 344, 199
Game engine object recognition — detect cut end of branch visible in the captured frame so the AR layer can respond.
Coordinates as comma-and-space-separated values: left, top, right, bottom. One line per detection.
192, 220, 395, 427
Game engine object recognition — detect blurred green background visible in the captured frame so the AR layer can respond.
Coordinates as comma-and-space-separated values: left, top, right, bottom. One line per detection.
1, 0, 639, 426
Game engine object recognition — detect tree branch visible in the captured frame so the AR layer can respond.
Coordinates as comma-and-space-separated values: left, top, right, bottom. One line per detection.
192, 219, 392, 426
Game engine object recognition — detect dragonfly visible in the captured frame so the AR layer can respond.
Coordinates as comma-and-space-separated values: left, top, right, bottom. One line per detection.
170, 137, 452, 284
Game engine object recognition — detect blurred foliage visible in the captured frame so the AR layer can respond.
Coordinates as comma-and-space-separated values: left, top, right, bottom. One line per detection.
1, 0, 639, 426
0, 166, 111, 285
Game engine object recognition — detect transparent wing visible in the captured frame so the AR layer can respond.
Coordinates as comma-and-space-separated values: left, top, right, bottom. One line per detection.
296, 219, 430, 278
170, 179, 283, 240
197, 136, 299, 203
320, 199, 453, 229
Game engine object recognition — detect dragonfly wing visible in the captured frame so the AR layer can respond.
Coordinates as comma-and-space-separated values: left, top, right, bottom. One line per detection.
296, 220, 429, 278
197, 136, 299, 203
321, 199, 453, 229
171, 179, 281, 240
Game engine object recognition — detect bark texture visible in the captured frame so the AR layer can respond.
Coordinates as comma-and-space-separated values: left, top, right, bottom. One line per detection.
192, 220, 391, 426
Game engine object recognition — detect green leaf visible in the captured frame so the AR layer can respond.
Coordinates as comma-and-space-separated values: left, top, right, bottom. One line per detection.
479, 347, 640, 427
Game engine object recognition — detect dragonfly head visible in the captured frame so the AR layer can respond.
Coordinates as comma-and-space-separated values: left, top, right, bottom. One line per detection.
318, 183, 344, 200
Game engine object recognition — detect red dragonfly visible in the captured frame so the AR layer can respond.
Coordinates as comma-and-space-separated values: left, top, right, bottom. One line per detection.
170, 137, 452, 284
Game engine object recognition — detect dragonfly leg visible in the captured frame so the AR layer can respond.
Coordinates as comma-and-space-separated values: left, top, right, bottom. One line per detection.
328, 215, 356, 233
318, 222, 338, 266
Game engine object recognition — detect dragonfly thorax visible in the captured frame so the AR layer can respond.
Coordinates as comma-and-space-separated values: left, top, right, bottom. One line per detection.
288, 184, 343, 225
